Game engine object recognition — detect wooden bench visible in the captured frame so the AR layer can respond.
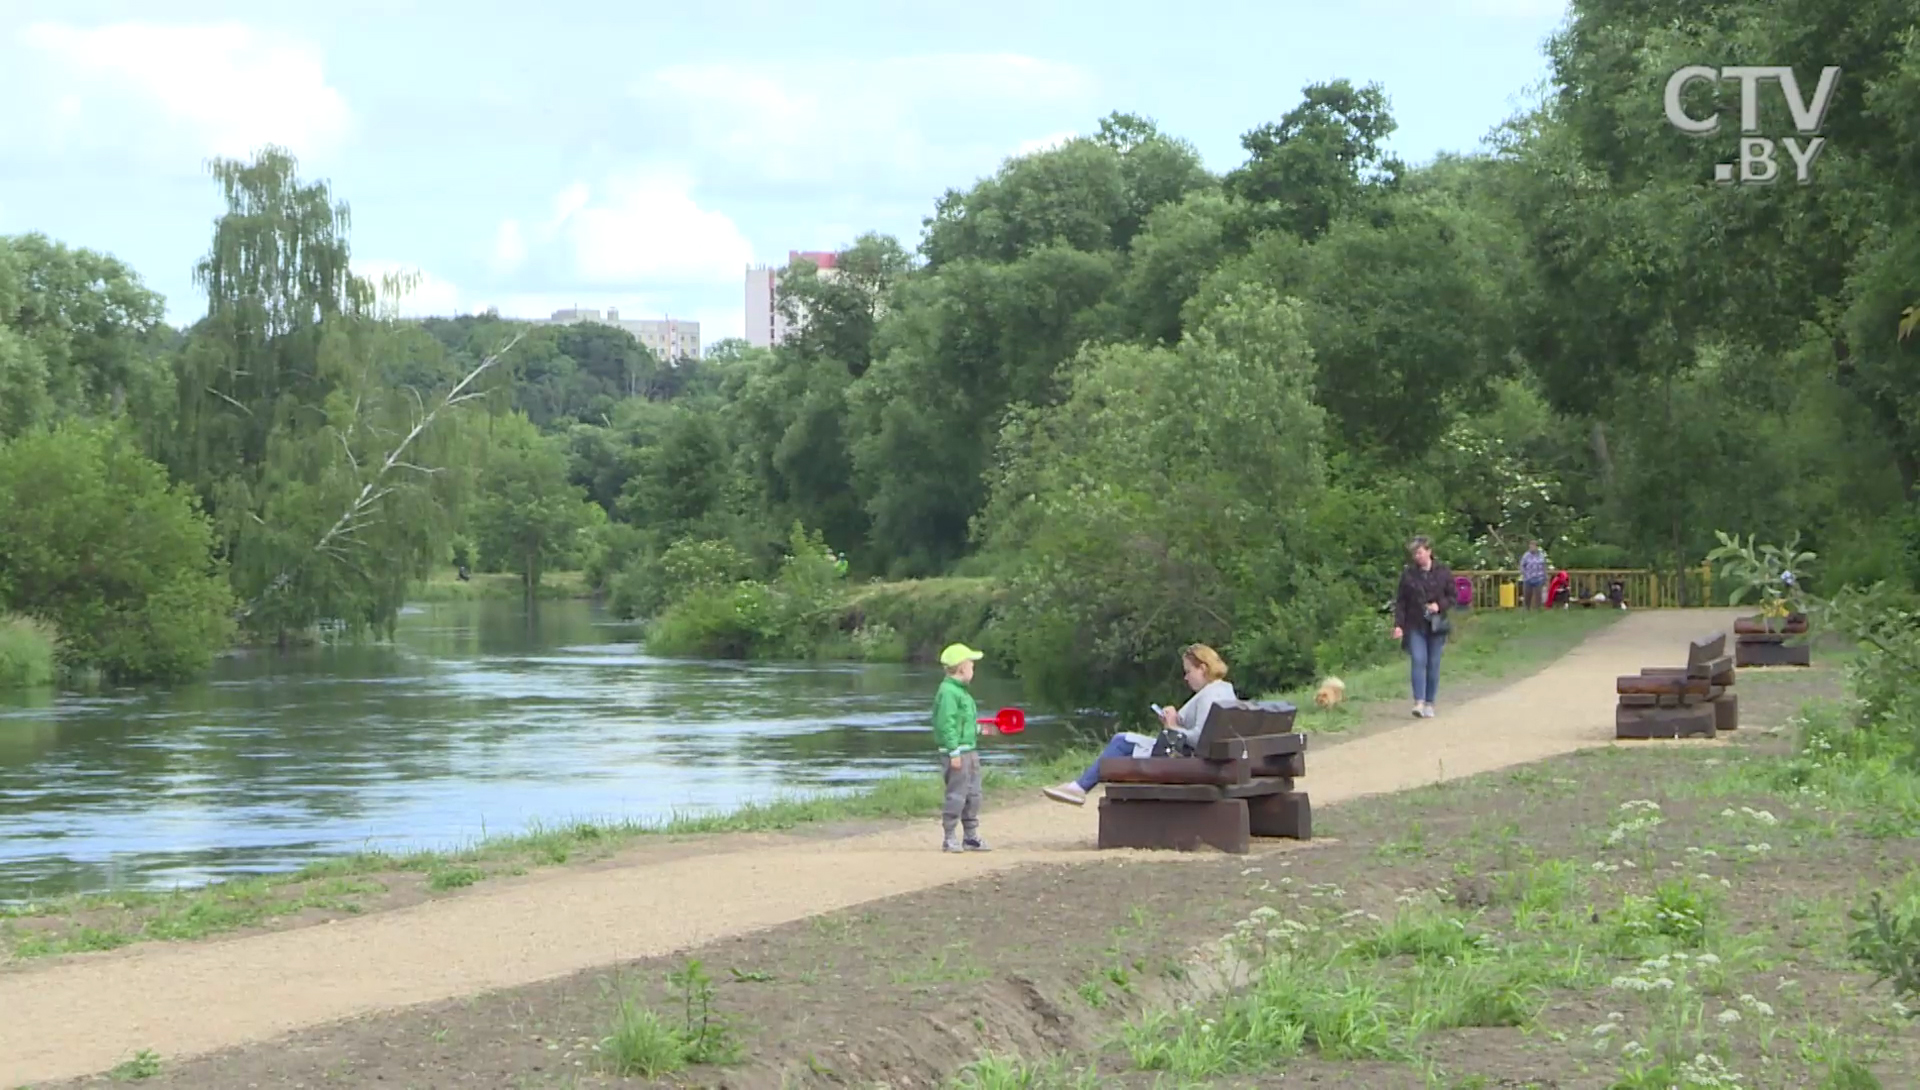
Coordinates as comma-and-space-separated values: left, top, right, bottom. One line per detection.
1734, 613, 1811, 667
1617, 632, 1736, 738
1093, 701, 1309, 854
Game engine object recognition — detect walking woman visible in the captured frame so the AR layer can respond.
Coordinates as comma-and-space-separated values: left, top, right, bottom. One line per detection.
1392, 535, 1454, 718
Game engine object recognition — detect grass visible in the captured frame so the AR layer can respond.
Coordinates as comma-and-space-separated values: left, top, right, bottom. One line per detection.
0, 612, 58, 689
408, 569, 593, 602
0, 748, 1096, 960
1061, 698, 1910, 1086
1266, 605, 1626, 732
595, 958, 742, 1078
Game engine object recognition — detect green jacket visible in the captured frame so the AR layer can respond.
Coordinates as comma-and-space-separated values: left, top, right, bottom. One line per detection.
932, 676, 979, 756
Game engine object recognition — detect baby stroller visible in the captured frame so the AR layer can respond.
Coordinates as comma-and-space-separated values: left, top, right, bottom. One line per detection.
1545, 569, 1571, 608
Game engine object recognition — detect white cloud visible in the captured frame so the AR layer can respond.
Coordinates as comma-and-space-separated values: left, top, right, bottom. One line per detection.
16, 22, 350, 159
354, 262, 465, 319
497, 168, 755, 288
635, 54, 1095, 185
491, 220, 528, 274
1455, 0, 1569, 15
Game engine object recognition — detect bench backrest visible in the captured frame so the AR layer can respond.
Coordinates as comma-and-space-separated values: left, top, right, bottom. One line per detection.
1195, 700, 1299, 752
1688, 632, 1727, 667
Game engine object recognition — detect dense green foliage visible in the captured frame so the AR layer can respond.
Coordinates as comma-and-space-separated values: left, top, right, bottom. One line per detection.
0, 615, 58, 690
2, 0, 1915, 701
0, 424, 234, 680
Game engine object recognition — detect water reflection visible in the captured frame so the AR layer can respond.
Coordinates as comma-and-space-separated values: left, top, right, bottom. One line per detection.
0, 599, 1073, 900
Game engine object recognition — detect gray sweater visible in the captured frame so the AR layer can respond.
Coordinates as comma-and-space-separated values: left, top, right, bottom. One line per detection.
1173, 679, 1238, 749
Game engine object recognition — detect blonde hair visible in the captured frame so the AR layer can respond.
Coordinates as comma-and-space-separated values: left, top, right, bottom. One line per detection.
1183, 643, 1229, 682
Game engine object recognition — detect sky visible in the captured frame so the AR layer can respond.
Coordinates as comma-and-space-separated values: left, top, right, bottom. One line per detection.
0, 0, 1572, 342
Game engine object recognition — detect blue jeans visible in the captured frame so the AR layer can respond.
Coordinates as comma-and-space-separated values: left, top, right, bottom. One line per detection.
1408, 628, 1447, 704
1077, 734, 1139, 791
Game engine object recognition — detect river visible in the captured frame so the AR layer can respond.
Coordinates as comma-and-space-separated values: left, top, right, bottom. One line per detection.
0, 599, 1078, 902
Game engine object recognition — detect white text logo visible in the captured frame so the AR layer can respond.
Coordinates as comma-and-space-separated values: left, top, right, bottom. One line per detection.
1664, 66, 1841, 184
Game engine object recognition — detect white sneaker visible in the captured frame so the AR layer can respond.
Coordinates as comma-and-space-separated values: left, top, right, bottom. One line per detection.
1422, 704, 1437, 718
1411, 704, 1424, 718
1043, 782, 1088, 806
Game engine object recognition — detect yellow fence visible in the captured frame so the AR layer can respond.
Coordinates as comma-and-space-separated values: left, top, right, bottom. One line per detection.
1455, 566, 1716, 609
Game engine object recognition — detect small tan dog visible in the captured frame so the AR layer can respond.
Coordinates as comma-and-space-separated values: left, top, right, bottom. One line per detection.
1315, 677, 1347, 708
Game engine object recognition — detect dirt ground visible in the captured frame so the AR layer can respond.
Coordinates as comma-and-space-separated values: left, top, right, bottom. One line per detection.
40, 656, 1886, 1089
4, 609, 1861, 1087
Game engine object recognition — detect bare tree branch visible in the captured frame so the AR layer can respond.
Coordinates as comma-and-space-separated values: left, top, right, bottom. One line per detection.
237, 332, 522, 619
207, 386, 253, 415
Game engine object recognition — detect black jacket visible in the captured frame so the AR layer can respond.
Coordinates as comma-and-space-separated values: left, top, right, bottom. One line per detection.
1394, 562, 1455, 634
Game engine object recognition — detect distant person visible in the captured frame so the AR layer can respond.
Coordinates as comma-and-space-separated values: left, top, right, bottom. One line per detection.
1042, 644, 1236, 807
1392, 535, 1454, 719
932, 643, 994, 853
1520, 540, 1548, 610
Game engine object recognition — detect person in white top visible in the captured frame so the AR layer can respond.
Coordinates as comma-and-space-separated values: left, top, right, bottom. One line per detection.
1043, 644, 1237, 806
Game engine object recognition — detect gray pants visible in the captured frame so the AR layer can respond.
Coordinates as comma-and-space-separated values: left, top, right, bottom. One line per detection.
942, 751, 982, 838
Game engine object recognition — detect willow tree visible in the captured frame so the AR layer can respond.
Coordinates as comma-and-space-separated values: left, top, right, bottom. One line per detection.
169, 147, 514, 644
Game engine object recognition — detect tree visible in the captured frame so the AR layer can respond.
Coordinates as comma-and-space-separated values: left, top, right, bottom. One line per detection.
0, 423, 235, 681
0, 233, 169, 440
978, 286, 1336, 708
471, 414, 595, 597
166, 148, 503, 642
1224, 81, 1405, 244
777, 234, 914, 378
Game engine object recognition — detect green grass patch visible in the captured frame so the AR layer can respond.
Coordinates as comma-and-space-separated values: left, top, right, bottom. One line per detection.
408, 569, 592, 602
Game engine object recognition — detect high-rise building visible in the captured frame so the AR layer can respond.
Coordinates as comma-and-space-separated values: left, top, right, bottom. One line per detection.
744, 250, 839, 349
539, 308, 700, 362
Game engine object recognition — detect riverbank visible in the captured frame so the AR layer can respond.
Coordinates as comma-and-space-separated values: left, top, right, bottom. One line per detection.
2, 610, 1866, 1087
42, 661, 1880, 1089
406, 569, 594, 602
0, 605, 1624, 962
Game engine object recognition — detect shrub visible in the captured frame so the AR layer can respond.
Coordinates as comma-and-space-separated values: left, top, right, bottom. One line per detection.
840, 578, 1001, 663
611, 537, 757, 621
0, 423, 235, 681
643, 524, 847, 659
0, 613, 57, 689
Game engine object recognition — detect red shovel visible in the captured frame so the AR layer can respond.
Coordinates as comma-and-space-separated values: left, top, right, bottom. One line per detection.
978, 707, 1026, 734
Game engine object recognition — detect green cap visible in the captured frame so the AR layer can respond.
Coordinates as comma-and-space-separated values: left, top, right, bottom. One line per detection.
939, 643, 985, 669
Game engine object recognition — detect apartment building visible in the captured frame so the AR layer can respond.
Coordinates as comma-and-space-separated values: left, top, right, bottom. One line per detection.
743, 250, 838, 349
542, 307, 700, 362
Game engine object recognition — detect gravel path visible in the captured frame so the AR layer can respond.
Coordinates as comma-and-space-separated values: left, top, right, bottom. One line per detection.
0, 608, 1740, 1086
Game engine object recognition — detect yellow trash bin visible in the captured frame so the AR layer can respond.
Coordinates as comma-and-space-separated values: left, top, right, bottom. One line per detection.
1499, 583, 1517, 609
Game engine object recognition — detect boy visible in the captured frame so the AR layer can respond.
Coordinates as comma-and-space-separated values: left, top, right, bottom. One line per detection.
933, 643, 992, 853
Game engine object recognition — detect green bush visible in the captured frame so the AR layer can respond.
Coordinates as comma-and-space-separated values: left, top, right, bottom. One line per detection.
1312, 606, 1396, 676
840, 578, 1001, 663
612, 537, 757, 621
0, 614, 57, 689
0, 423, 235, 681
643, 524, 847, 659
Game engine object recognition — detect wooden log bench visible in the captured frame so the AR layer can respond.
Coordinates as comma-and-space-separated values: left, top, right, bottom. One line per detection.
1617, 632, 1736, 738
1734, 613, 1811, 667
1094, 701, 1309, 855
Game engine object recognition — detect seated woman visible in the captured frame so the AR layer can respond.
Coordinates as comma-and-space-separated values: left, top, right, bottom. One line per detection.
1041, 643, 1237, 806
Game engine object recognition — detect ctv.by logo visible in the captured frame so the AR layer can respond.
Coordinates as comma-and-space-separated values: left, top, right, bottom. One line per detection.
1664, 66, 1842, 184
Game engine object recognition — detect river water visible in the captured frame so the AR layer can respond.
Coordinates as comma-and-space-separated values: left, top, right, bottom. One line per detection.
0, 599, 1076, 901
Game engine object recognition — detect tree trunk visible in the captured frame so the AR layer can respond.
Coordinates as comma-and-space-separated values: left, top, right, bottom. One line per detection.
1590, 419, 1613, 485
